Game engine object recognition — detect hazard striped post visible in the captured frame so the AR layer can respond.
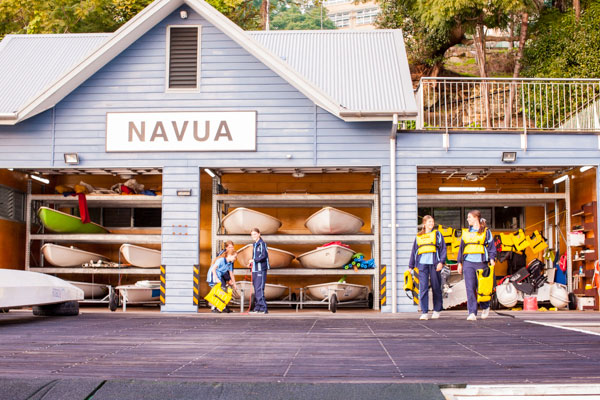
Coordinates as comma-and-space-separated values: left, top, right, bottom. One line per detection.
380, 264, 387, 307
160, 264, 166, 306
193, 264, 201, 307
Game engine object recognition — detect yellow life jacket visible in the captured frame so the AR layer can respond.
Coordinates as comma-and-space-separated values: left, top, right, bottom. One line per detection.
512, 229, 531, 252
437, 225, 455, 245
403, 268, 420, 305
461, 228, 488, 255
529, 230, 548, 253
448, 235, 461, 260
499, 232, 515, 252
416, 231, 438, 255
476, 265, 495, 303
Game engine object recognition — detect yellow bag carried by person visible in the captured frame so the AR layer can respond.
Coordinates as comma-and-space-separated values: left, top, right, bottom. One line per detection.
204, 283, 232, 312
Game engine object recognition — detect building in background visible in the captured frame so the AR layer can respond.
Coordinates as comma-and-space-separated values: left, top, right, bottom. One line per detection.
324, 0, 380, 30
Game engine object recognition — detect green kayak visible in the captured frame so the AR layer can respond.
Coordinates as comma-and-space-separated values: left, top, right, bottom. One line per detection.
38, 207, 109, 234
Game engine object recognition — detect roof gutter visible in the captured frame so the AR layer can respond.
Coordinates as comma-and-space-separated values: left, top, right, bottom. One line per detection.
390, 113, 398, 313
339, 110, 418, 118
0, 112, 17, 121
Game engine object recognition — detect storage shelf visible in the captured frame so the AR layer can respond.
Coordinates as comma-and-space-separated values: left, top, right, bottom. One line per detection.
30, 194, 162, 208
30, 267, 160, 274
233, 268, 376, 276
214, 194, 375, 208
30, 234, 161, 244
216, 234, 374, 245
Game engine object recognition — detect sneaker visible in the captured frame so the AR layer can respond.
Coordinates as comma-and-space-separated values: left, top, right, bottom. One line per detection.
249, 310, 259, 314
259, 310, 268, 314
481, 308, 490, 320
431, 311, 441, 319
211, 308, 221, 314
419, 313, 429, 320
467, 313, 477, 321
223, 307, 233, 313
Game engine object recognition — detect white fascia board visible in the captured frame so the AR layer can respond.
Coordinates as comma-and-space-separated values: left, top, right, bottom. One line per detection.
184, 0, 343, 118
12, 0, 184, 125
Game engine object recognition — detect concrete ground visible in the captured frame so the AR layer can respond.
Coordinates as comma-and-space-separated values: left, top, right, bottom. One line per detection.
1, 308, 600, 399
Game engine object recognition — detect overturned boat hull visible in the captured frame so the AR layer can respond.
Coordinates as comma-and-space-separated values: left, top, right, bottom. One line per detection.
66, 280, 110, 299
298, 245, 354, 269
120, 244, 161, 268
221, 207, 281, 234
305, 282, 368, 302
116, 280, 161, 303
232, 281, 288, 301
236, 244, 295, 269
0, 270, 84, 308
304, 207, 364, 235
41, 243, 109, 267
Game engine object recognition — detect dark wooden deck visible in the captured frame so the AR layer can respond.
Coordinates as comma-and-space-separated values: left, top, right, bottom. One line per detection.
1, 310, 600, 384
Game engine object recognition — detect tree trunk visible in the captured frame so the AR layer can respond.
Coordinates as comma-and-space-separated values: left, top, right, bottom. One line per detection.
574, 0, 581, 22
506, 12, 529, 128
474, 24, 488, 78
260, 0, 269, 30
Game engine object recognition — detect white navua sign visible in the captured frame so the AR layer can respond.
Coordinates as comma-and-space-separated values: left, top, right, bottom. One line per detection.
106, 111, 256, 152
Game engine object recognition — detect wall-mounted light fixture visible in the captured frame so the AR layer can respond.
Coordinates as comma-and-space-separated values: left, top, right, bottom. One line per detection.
292, 169, 305, 178
177, 189, 192, 196
552, 175, 568, 185
580, 165, 594, 173
438, 186, 486, 192
30, 174, 49, 184
180, 10, 188, 19
501, 151, 517, 163
64, 153, 79, 165
204, 168, 216, 178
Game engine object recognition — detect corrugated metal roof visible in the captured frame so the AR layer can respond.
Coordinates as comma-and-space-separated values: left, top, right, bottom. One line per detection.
249, 30, 416, 113
0, 34, 110, 114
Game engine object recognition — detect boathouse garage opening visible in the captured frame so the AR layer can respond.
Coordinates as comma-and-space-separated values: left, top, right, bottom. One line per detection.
417, 165, 599, 311
199, 167, 381, 312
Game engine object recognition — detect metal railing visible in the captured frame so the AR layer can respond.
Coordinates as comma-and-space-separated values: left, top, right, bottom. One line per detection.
416, 77, 600, 131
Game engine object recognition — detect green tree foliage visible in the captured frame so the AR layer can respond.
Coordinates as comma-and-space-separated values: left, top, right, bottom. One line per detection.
523, 1, 600, 78
270, 4, 335, 30
0, 0, 260, 39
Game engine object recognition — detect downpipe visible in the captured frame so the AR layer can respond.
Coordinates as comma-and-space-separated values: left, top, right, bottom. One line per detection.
390, 114, 398, 313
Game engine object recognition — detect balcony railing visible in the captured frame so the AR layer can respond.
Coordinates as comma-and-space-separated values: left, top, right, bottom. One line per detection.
416, 77, 600, 132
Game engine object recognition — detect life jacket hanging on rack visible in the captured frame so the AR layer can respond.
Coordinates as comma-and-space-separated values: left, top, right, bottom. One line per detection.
437, 225, 455, 246
476, 264, 495, 303
529, 230, 548, 253
499, 232, 516, 252
461, 228, 488, 255
512, 229, 531, 252
416, 231, 438, 255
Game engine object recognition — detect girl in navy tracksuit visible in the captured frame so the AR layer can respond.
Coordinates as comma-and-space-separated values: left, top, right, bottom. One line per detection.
457, 210, 496, 321
408, 215, 447, 320
248, 227, 270, 314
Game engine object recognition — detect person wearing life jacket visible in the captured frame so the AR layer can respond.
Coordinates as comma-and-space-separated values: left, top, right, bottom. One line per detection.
457, 210, 496, 321
408, 215, 447, 320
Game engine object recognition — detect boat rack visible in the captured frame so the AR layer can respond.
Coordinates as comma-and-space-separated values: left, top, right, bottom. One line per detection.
212, 180, 380, 310
232, 286, 371, 313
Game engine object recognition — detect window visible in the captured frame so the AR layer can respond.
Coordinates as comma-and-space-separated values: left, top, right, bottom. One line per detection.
0, 185, 25, 222
418, 206, 524, 230
329, 12, 350, 28
355, 8, 379, 25
168, 26, 200, 90
323, 0, 351, 5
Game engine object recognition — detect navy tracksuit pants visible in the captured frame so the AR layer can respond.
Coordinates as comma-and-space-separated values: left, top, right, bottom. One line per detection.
463, 260, 490, 315
252, 270, 268, 312
418, 263, 443, 313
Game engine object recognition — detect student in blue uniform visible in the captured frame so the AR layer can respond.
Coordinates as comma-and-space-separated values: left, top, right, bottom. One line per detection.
457, 210, 496, 321
207, 240, 235, 313
247, 227, 270, 314
408, 215, 447, 320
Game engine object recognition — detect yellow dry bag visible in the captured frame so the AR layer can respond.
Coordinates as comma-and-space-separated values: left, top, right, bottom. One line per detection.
403, 268, 420, 305
204, 283, 232, 311
476, 264, 495, 303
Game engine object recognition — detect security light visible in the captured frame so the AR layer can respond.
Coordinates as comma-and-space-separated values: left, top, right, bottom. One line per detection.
501, 152, 517, 163
64, 153, 79, 165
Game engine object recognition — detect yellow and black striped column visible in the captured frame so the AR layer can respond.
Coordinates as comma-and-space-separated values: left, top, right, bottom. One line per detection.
380, 264, 387, 307
160, 264, 166, 306
193, 264, 201, 307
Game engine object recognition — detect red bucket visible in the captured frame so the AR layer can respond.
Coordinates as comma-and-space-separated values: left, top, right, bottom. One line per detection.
523, 296, 538, 311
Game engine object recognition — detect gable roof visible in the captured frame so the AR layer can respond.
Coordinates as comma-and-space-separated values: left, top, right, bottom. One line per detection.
249, 30, 416, 117
0, 0, 417, 125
